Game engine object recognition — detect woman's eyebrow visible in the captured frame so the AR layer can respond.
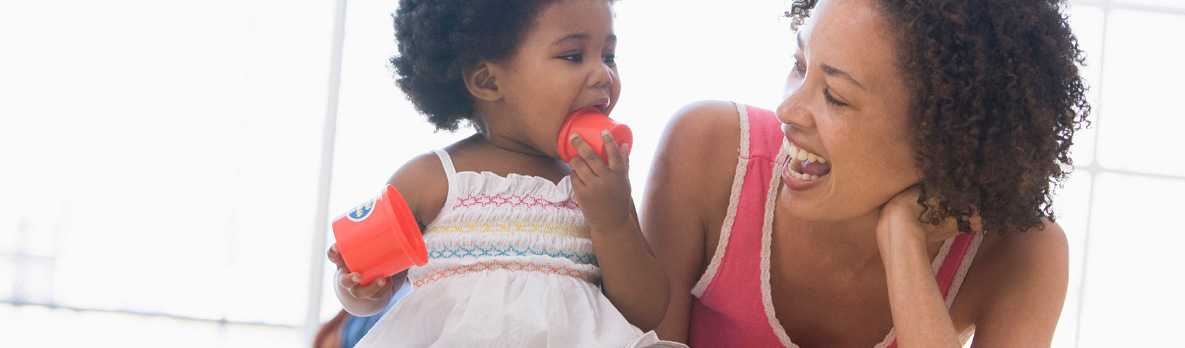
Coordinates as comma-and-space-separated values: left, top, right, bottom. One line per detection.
822, 64, 866, 90
797, 31, 867, 91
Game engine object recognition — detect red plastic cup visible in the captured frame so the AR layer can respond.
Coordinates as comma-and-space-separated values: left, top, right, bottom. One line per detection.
331, 185, 428, 286
557, 109, 633, 163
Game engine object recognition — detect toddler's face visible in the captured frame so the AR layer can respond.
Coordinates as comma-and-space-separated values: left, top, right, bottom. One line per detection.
490, 0, 620, 158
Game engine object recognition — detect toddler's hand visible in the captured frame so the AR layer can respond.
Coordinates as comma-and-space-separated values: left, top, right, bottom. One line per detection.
328, 244, 401, 301
567, 130, 635, 232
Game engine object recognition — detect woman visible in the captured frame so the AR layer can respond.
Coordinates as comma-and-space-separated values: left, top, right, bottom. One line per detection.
644, 0, 1090, 346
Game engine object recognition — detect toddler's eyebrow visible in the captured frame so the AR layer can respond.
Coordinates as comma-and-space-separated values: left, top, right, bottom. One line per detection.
553, 33, 617, 46
554, 33, 589, 46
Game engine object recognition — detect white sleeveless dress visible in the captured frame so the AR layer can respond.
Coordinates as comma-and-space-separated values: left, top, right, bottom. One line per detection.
355, 149, 682, 348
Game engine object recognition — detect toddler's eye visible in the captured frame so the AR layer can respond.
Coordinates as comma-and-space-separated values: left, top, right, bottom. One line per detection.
559, 54, 584, 63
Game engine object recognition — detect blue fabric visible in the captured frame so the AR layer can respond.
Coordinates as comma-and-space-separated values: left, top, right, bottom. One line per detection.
341, 282, 411, 348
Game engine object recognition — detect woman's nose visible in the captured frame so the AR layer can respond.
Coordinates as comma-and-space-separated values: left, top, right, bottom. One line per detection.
776, 85, 816, 130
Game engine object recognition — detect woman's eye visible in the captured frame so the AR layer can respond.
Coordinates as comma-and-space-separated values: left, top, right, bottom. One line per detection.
823, 88, 849, 107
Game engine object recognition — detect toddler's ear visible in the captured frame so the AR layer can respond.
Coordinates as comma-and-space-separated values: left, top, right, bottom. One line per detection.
464, 62, 501, 102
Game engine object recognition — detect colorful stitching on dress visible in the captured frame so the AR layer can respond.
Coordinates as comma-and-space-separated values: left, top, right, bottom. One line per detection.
454, 194, 580, 210
428, 245, 598, 265
411, 260, 599, 287
426, 221, 589, 237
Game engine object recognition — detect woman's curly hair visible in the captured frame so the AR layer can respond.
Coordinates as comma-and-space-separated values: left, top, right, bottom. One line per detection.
789, 0, 1092, 234
391, 0, 564, 131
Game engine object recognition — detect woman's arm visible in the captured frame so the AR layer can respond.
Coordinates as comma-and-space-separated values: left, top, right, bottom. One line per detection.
877, 215, 964, 347
877, 190, 1068, 347
644, 101, 742, 341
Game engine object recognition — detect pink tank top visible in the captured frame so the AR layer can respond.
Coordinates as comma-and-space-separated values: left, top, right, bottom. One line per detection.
687, 104, 982, 348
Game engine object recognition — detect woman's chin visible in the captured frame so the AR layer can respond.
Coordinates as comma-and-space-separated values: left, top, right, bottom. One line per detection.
777, 188, 829, 221
777, 187, 878, 223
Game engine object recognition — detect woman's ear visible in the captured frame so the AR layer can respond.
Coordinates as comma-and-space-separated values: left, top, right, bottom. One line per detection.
464, 62, 501, 102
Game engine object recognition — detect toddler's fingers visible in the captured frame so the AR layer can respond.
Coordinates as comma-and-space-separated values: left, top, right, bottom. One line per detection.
353, 277, 390, 299
569, 134, 605, 176
339, 271, 360, 290
570, 157, 595, 186
327, 244, 345, 268
620, 143, 632, 171
602, 131, 624, 171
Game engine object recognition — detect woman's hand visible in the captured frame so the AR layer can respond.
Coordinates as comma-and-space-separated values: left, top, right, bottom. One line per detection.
567, 130, 635, 232
876, 186, 981, 251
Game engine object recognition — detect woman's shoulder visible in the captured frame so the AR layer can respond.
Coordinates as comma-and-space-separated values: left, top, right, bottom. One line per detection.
664, 100, 782, 154
660, 100, 745, 161
656, 101, 747, 184
955, 220, 1069, 327
647, 101, 749, 242
975, 220, 1068, 281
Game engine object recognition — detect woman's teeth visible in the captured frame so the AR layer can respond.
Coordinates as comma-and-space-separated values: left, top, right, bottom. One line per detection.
786, 142, 832, 182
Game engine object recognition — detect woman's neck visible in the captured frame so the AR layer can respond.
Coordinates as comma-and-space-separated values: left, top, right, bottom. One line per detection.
778, 206, 886, 273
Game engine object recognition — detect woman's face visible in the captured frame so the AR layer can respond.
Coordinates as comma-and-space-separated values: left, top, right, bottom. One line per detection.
776, 0, 921, 222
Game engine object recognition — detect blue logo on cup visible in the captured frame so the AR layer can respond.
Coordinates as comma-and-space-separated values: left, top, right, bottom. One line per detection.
347, 199, 376, 222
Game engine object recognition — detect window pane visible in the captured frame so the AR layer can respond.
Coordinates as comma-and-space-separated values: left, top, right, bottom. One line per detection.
1114, 0, 1185, 10
0, 261, 11, 300
1077, 173, 1185, 347
17, 258, 56, 304
1068, 5, 1105, 167
1050, 170, 1093, 348
0, 305, 302, 347
1095, 10, 1185, 176
0, 0, 333, 327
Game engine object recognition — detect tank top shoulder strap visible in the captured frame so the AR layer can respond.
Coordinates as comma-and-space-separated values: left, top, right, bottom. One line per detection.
742, 104, 786, 161
428, 149, 459, 226
689, 103, 784, 298
432, 149, 457, 178
936, 232, 984, 305
432, 148, 459, 191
